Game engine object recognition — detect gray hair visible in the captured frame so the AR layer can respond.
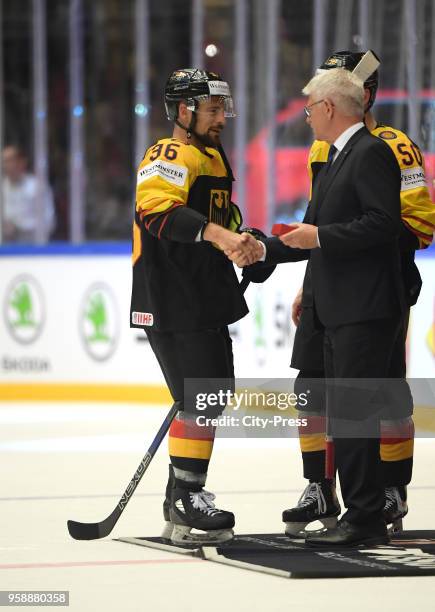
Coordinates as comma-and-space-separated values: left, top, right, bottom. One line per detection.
302, 68, 365, 118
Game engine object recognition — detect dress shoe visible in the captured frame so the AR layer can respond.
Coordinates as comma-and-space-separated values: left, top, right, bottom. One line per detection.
305, 519, 389, 547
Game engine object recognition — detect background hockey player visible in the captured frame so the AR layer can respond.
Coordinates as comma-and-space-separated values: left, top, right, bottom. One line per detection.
282, 50, 435, 538
130, 68, 263, 545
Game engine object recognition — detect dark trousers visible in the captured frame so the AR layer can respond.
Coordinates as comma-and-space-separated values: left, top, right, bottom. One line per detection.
294, 306, 413, 486
323, 315, 403, 524
146, 327, 234, 412
146, 327, 234, 475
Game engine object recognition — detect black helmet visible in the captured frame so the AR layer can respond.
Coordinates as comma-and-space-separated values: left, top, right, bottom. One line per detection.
318, 50, 379, 111
164, 68, 235, 121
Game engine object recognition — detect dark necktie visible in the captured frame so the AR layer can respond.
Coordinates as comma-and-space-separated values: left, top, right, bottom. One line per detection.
324, 144, 337, 174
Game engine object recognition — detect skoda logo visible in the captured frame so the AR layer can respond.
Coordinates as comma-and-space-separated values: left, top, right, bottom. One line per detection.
80, 283, 119, 361
4, 275, 45, 345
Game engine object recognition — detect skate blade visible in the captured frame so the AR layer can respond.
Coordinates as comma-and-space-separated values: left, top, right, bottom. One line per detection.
285, 516, 338, 538
170, 524, 234, 545
388, 518, 403, 535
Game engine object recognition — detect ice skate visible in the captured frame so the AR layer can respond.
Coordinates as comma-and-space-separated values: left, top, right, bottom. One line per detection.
161, 464, 176, 540
384, 486, 408, 534
166, 486, 234, 545
161, 464, 234, 544
283, 481, 341, 538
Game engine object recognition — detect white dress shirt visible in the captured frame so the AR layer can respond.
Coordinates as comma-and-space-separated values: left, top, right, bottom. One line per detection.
331, 122, 365, 160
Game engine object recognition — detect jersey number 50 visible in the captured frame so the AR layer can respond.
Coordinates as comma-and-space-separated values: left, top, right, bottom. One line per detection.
397, 143, 423, 167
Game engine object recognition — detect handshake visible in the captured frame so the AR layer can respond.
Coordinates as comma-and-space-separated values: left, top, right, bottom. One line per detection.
202, 223, 264, 267
202, 221, 320, 268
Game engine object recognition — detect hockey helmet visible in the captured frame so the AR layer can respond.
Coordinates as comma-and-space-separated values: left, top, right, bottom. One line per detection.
164, 68, 236, 121
318, 50, 379, 110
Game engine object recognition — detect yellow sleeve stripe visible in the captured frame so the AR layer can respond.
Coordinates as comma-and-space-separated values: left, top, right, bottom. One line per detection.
139, 200, 182, 220
402, 219, 434, 242
403, 214, 435, 231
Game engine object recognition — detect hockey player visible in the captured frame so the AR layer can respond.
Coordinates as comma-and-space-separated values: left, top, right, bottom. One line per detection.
130, 69, 263, 545
282, 50, 435, 538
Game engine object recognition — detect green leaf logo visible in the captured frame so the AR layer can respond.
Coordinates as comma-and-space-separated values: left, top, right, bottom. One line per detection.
80, 284, 119, 361
5, 276, 45, 344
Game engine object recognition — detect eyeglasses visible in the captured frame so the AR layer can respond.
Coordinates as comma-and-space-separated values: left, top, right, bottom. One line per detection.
303, 99, 325, 117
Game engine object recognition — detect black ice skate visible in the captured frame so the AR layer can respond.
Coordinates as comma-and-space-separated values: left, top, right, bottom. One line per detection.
384, 486, 408, 534
161, 466, 234, 544
161, 464, 175, 539
282, 481, 341, 538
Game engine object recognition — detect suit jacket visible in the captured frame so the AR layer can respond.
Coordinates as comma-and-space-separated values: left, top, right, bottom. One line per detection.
265, 127, 406, 328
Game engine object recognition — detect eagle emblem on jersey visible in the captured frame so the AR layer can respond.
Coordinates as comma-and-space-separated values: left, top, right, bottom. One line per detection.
378, 130, 398, 140
210, 189, 230, 226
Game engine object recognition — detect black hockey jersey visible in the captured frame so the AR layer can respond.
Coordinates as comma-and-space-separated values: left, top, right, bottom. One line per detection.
130, 138, 248, 331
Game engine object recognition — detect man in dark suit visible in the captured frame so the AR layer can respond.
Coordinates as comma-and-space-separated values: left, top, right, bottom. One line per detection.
284, 51, 426, 539
228, 67, 406, 546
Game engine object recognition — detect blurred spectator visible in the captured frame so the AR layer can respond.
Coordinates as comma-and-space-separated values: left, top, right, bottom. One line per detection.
1, 145, 55, 243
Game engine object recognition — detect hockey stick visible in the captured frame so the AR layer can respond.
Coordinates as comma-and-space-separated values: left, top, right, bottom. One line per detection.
67, 401, 180, 540
67, 273, 253, 541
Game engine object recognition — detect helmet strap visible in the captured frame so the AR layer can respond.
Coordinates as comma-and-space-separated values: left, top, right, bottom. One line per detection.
174, 118, 191, 135
175, 112, 215, 149
365, 91, 376, 112
187, 112, 197, 140
174, 105, 197, 139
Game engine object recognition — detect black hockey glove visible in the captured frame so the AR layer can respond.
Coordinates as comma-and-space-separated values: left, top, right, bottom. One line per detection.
239, 226, 276, 286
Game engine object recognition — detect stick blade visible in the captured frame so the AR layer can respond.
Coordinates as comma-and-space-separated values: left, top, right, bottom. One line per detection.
67, 513, 116, 540
67, 520, 103, 540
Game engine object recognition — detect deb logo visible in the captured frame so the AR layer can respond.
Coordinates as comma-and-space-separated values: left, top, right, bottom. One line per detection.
80, 283, 119, 362
4, 275, 45, 344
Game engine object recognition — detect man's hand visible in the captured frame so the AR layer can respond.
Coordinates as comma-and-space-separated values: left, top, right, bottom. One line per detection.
279, 223, 319, 249
203, 224, 263, 264
224, 233, 264, 267
292, 286, 303, 326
